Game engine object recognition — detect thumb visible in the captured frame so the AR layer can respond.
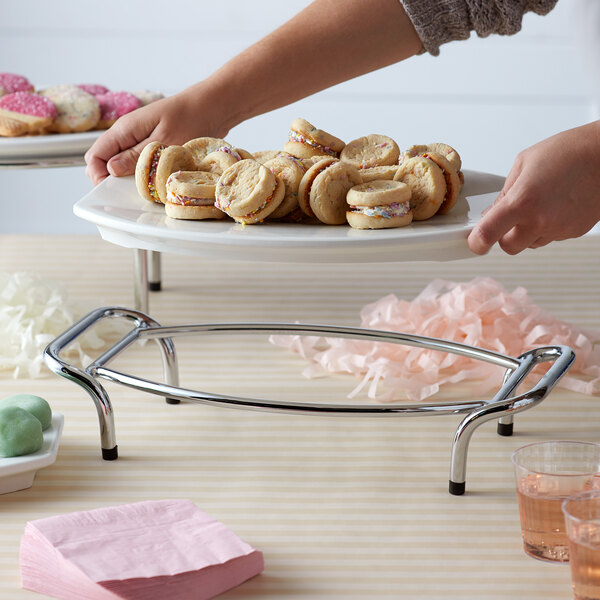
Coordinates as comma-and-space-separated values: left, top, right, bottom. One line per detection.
107, 141, 148, 177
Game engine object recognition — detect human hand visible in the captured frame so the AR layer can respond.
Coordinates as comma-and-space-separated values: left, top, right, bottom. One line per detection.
84, 85, 231, 185
467, 121, 600, 255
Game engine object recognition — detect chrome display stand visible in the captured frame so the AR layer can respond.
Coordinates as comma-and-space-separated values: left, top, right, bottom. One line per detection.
44, 306, 575, 495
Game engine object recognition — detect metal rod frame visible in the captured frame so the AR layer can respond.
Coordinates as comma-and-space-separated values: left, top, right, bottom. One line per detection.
43, 306, 575, 495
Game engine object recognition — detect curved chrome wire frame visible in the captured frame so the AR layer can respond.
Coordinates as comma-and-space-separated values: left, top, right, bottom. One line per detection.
43, 306, 576, 495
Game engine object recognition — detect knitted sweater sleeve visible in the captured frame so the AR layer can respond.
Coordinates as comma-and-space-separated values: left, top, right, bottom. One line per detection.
399, 0, 559, 55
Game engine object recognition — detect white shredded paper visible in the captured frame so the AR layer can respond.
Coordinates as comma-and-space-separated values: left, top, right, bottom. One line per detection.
0, 272, 124, 379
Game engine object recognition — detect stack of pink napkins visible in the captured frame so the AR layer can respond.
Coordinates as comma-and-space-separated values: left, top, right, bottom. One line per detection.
20, 499, 264, 600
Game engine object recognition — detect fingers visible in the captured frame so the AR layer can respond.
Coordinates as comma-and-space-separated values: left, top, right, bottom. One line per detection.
467, 190, 516, 255
107, 139, 149, 178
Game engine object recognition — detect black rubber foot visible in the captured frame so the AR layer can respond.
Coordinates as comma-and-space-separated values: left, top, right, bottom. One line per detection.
149, 281, 161, 291
497, 422, 514, 437
102, 446, 119, 460
166, 397, 180, 405
449, 480, 466, 496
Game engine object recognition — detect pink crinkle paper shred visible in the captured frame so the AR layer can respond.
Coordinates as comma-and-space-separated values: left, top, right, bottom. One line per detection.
270, 277, 600, 402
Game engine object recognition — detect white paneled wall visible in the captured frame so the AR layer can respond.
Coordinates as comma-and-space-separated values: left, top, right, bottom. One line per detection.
1, 0, 596, 233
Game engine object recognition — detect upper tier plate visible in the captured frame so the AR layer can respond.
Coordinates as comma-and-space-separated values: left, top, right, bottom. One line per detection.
74, 169, 504, 263
0, 130, 102, 163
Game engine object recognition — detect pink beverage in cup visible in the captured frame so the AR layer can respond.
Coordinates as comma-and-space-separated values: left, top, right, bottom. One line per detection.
563, 491, 600, 600
512, 441, 600, 563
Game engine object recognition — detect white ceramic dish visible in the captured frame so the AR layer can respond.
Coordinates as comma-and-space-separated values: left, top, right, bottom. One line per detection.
0, 413, 64, 494
0, 130, 102, 162
74, 170, 505, 263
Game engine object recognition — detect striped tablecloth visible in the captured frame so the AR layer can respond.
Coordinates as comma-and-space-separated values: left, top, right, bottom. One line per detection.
0, 233, 599, 599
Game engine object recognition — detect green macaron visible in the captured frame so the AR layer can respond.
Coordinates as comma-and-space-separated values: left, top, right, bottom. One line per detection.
0, 406, 43, 457
0, 394, 52, 430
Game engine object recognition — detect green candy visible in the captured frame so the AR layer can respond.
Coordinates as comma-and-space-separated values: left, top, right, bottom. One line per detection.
0, 406, 43, 457
1, 394, 52, 430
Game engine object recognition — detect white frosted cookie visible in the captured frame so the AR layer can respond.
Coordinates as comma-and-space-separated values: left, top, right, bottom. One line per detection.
346, 180, 413, 229
393, 156, 446, 220
215, 159, 285, 224
405, 143, 462, 172
298, 157, 362, 225
340, 134, 400, 169
165, 170, 224, 220
263, 155, 307, 219
283, 118, 345, 159
39, 84, 100, 133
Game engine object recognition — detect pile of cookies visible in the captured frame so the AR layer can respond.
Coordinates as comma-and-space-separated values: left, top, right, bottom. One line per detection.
135, 117, 463, 229
0, 72, 163, 137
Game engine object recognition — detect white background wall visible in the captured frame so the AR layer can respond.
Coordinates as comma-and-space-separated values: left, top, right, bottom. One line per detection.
1, 0, 598, 234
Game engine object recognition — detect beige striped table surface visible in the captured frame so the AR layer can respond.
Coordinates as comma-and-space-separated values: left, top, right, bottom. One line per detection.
0, 233, 599, 599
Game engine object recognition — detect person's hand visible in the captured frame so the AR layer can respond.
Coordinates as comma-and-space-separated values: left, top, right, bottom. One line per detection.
468, 121, 600, 255
84, 85, 231, 186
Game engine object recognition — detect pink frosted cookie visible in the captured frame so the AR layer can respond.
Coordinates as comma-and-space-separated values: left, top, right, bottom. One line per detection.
96, 91, 141, 129
0, 92, 57, 137
0, 73, 34, 94
39, 84, 100, 133
77, 83, 110, 96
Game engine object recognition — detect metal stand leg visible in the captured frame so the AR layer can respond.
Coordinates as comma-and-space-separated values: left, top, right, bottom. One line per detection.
497, 415, 514, 436
149, 251, 162, 291
133, 249, 149, 313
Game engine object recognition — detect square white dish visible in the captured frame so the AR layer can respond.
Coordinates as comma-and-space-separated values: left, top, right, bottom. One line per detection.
0, 413, 64, 494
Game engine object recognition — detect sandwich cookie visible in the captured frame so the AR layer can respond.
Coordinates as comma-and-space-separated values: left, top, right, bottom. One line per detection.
183, 137, 233, 165
405, 143, 462, 172
165, 171, 224, 220
197, 146, 253, 174
263, 155, 307, 219
252, 150, 280, 164
135, 142, 196, 204
215, 159, 285, 224
96, 91, 141, 129
283, 118, 345, 160
358, 165, 400, 183
0, 92, 57, 136
420, 151, 461, 214
340, 134, 400, 169
346, 180, 413, 229
393, 156, 446, 220
298, 157, 362, 225
38, 84, 100, 133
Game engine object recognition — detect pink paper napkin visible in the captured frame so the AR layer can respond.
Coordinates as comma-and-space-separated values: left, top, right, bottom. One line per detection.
20, 499, 264, 600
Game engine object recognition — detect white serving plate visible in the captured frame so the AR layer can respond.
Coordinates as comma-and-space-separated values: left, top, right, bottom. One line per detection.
74, 170, 505, 263
0, 130, 102, 163
0, 413, 64, 494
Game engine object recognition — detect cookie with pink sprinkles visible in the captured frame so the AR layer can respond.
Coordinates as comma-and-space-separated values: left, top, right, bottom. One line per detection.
96, 91, 141, 129
0, 73, 34, 94
0, 92, 57, 137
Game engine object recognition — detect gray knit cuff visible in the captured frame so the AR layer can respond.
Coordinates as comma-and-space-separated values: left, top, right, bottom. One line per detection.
400, 0, 558, 56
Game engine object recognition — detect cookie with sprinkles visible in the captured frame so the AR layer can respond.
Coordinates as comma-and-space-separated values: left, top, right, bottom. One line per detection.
165, 170, 224, 220
298, 157, 362, 225
283, 118, 345, 160
197, 146, 253, 175
405, 143, 462, 172
0, 73, 34, 94
38, 84, 100, 133
183, 137, 233, 165
346, 180, 413, 229
96, 91, 142, 129
340, 134, 400, 169
0, 92, 57, 136
215, 159, 285, 224
393, 155, 446, 220
263, 154, 307, 219
136, 141, 169, 203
